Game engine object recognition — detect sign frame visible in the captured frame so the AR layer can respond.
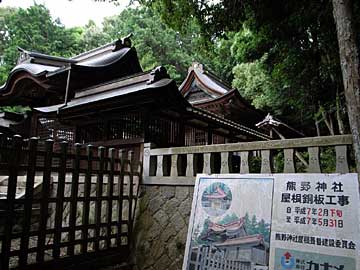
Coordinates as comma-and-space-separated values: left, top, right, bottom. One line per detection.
183, 173, 360, 270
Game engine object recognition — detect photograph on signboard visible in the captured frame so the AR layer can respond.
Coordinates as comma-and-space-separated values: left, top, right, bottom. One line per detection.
183, 174, 274, 270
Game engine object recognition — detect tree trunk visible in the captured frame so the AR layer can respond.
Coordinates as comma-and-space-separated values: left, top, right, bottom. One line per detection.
336, 89, 345, 135
315, 121, 321, 136
321, 109, 335, 135
332, 0, 360, 175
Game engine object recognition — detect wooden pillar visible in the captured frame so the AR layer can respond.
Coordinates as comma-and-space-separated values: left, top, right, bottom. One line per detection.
30, 112, 38, 137
74, 125, 80, 143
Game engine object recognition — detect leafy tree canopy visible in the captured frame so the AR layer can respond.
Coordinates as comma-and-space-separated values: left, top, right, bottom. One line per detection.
0, 4, 84, 84
2, 1, 359, 133
140, 0, 360, 131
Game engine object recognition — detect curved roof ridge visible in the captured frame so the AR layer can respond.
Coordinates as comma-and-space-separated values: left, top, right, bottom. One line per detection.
180, 62, 230, 100
0, 63, 58, 96
72, 41, 115, 61
202, 68, 232, 90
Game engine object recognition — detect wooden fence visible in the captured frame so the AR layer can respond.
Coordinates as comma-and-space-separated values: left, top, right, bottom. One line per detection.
188, 245, 252, 270
0, 134, 141, 270
143, 135, 354, 185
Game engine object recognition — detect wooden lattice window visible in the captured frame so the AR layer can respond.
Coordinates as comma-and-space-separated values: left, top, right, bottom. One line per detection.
185, 126, 208, 146
37, 117, 74, 146
109, 112, 142, 140
213, 134, 226, 144
148, 118, 182, 147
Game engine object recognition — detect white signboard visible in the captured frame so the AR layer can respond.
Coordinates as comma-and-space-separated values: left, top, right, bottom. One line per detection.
270, 174, 360, 270
183, 174, 360, 270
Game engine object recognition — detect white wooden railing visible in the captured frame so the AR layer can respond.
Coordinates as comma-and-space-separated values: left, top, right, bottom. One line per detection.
143, 135, 353, 185
188, 246, 251, 270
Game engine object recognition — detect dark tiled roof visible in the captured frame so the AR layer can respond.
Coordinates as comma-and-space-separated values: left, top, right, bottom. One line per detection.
0, 39, 142, 103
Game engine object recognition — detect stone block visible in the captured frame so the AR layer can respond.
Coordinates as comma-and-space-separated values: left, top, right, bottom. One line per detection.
160, 223, 176, 242
175, 186, 189, 202
146, 220, 161, 241
160, 186, 175, 200
170, 212, 185, 232
153, 209, 169, 226
148, 196, 165, 215
150, 239, 165, 260
164, 198, 180, 216
179, 198, 192, 219
153, 254, 171, 270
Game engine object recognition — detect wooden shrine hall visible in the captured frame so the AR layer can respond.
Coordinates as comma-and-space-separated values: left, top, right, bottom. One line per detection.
0, 37, 271, 159
180, 62, 265, 128
180, 62, 305, 140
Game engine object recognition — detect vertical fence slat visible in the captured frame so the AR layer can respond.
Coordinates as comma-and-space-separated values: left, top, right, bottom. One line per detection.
127, 151, 134, 247
1, 135, 22, 270
67, 143, 81, 256
261, 150, 272, 173
36, 139, 54, 262
156, 155, 163, 176
186, 154, 194, 177
170, 154, 178, 177
94, 146, 105, 252
335, 145, 349, 173
106, 148, 115, 248
196, 246, 201, 269
53, 141, 68, 259
308, 147, 321, 173
240, 151, 249, 173
220, 152, 230, 174
81, 145, 93, 253
117, 150, 125, 247
283, 148, 295, 173
203, 153, 211, 174
19, 137, 38, 267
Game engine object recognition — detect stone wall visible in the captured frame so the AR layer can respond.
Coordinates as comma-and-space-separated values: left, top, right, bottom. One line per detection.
133, 185, 194, 270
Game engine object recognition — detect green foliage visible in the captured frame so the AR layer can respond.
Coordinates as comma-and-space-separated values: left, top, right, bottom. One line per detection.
2, 1, 356, 132
0, 3, 86, 95
204, 33, 237, 82
194, 217, 211, 245
0, 106, 30, 113
141, 0, 360, 130
0, 4, 236, 99
98, 7, 210, 83
320, 147, 336, 173
273, 150, 284, 173
218, 213, 238, 225
249, 155, 261, 173
232, 54, 277, 111
79, 20, 109, 52
243, 212, 270, 242
0, 4, 86, 112
0, 4, 84, 77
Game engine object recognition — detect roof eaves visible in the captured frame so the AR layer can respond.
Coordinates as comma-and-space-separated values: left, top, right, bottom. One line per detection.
18, 48, 77, 65
187, 107, 271, 140
34, 77, 174, 114
72, 42, 115, 61
193, 68, 229, 95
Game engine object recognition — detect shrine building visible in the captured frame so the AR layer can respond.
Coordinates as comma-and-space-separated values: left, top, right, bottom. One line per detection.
0, 37, 271, 160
